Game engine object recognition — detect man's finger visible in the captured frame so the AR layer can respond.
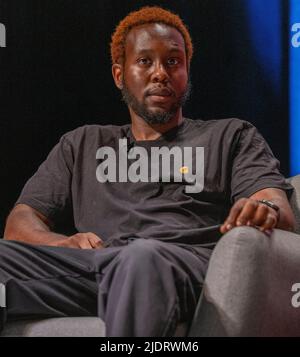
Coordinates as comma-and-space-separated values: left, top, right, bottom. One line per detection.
84, 232, 103, 249
88, 236, 103, 249
221, 199, 246, 233
78, 239, 94, 249
251, 204, 269, 226
259, 213, 277, 232
235, 200, 258, 226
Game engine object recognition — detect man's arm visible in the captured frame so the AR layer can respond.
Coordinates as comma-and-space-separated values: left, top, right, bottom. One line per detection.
4, 204, 104, 249
220, 188, 296, 234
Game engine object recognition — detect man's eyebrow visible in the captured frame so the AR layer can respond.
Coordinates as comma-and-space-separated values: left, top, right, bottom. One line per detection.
135, 47, 185, 55
168, 47, 185, 54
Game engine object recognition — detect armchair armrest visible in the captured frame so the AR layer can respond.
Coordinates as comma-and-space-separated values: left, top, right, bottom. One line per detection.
287, 175, 300, 234
189, 227, 300, 336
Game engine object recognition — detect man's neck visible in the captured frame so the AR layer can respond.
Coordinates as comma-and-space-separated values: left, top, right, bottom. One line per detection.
130, 109, 184, 141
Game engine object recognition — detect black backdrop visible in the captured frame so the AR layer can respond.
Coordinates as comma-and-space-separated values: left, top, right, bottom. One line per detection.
0, 0, 290, 235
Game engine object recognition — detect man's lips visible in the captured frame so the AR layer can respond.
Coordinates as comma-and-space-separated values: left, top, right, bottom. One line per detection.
146, 87, 173, 97
145, 88, 174, 103
147, 95, 172, 104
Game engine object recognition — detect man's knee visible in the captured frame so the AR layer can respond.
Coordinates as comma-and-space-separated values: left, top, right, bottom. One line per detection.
118, 238, 162, 266
121, 238, 159, 258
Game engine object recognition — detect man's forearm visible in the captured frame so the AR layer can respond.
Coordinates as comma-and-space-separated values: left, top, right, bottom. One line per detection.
5, 228, 68, 246
4, 204, 67, 245
4, 204, 104, 249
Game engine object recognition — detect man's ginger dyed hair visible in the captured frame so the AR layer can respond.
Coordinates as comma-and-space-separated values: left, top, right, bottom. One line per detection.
110, 6, 193, 66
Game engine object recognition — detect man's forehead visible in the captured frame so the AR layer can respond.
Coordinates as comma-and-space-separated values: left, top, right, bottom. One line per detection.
126, 23, 185, 52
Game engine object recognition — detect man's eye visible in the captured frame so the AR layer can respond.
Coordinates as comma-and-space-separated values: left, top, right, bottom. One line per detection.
138, 58, 151, 65
167, 58, 179, 65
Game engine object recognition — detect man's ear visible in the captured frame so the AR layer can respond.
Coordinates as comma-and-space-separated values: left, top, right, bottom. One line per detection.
112, 63, 123, 90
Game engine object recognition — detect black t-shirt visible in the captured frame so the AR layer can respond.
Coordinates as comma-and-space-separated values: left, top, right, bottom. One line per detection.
16, 118, 293, 248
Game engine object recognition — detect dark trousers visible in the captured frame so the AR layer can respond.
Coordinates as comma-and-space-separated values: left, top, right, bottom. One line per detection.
0, 238, 211, 336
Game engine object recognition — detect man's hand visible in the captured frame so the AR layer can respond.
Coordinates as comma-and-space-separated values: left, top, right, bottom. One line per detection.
220, 198, 279, 234
56, 232, 104, 249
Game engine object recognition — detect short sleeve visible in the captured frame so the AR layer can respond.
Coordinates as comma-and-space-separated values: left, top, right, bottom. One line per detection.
15, 135, 74, 220
230, 121, 293, 202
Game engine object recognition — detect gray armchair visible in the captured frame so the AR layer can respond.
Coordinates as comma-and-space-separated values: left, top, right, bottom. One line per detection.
189, 175, 300, 337
1, 175, 300, 337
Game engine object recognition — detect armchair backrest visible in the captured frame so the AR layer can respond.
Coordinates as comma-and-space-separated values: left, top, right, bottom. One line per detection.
287, 175, 300, 234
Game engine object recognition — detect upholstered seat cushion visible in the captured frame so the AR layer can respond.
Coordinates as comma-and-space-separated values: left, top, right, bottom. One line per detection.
0, 317, 105, 337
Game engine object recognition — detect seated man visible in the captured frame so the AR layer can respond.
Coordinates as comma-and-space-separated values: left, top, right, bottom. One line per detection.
0, 6, 296, 337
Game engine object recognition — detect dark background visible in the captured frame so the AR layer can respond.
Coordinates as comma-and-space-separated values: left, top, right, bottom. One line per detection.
0, 0, 290, 235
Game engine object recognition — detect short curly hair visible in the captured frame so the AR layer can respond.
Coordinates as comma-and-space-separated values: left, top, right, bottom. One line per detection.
110, 6, 193, 66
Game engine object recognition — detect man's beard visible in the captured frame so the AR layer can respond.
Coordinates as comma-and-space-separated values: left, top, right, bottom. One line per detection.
121, 79, 191, 125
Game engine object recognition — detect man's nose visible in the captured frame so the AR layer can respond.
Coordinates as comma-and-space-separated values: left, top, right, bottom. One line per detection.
151, 63, 169, 83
